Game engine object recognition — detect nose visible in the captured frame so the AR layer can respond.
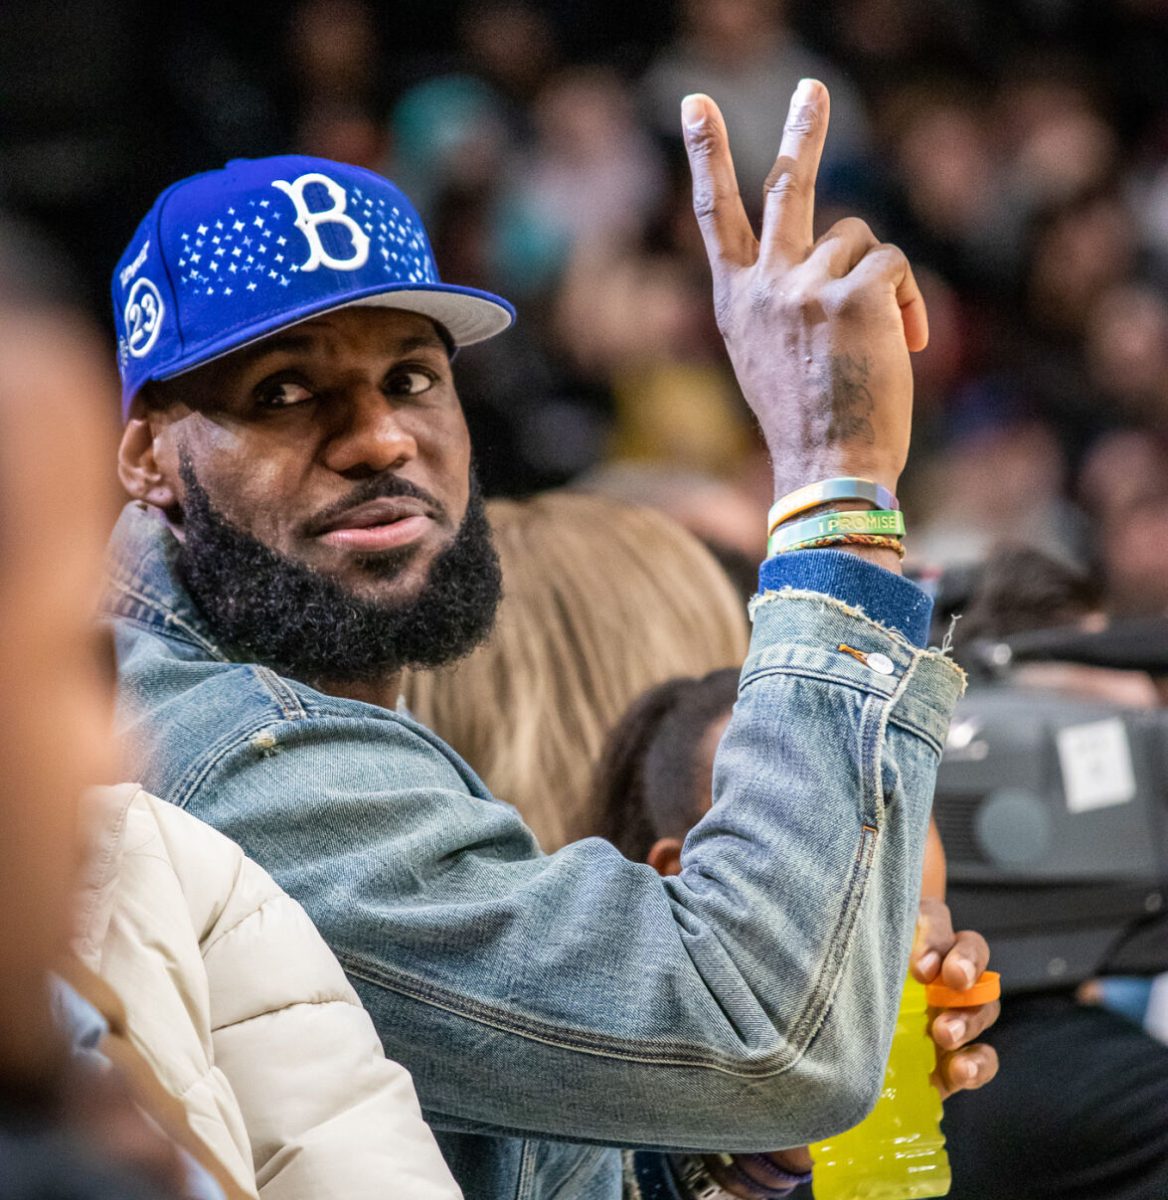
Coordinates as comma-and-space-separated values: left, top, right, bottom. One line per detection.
321, 384, 418, 478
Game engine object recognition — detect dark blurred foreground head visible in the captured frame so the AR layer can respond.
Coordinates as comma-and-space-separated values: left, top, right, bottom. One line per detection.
0, 306, 119, 1100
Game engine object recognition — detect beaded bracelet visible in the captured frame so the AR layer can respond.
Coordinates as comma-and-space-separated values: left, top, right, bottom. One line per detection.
769, 532, 907, 559
767, 477, 899, 536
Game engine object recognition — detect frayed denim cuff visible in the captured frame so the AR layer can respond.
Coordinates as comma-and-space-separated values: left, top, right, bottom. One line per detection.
757, 550, 933, 648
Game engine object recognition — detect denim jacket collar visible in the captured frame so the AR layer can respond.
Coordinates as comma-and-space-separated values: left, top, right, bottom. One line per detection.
105, 502, 229, 662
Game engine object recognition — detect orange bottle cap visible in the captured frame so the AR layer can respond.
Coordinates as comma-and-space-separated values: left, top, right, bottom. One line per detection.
925, 969, 1001, 1008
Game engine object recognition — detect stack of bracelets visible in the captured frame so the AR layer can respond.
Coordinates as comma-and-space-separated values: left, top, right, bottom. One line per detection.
766, 477, 904, 560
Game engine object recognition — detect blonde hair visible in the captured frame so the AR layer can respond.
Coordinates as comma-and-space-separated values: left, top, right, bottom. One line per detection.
402, 493, 748, 851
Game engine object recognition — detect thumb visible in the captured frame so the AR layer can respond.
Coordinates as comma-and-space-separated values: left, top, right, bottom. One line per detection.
910, 897, 954, 983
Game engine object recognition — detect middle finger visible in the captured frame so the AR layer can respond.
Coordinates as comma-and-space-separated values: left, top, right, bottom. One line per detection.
760, 78, 830, 268
931, 999, 1001, 1051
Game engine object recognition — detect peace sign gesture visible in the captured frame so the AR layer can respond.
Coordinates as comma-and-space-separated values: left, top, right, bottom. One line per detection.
682, 81, 927, 504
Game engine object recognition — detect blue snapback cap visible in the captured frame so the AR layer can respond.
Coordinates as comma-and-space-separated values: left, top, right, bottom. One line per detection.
112, 155, 515, 415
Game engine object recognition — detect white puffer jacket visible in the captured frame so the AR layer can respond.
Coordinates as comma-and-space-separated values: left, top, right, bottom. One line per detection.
75, 784, 462, 1200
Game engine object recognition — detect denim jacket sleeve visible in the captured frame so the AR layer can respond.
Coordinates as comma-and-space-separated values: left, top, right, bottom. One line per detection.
166, 590, 963, 1153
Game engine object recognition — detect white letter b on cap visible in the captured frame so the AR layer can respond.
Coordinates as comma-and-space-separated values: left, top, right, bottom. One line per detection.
272, 172, 370, 272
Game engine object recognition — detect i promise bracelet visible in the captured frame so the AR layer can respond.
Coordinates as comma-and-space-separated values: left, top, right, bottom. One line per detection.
767, 508, 905, 557
767, 477, 899, 536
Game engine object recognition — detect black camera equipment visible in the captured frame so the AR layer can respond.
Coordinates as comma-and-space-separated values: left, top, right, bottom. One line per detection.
936, 619, 1168, 994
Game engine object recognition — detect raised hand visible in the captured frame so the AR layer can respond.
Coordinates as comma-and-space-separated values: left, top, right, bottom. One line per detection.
681, 81, 927, 502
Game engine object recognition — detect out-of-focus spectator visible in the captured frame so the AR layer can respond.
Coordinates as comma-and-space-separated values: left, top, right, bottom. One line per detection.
391, 77, 512, 216
506, 67, 665, 263
459, 0, 559, 109
1085, 282, 1168, 429
880, 80, 1004, 283
947, 542, 1103, 655
577, 461, 766, 574
911, 403, 1080, 570
0, 304, 201, 1198
74, 784, 465, 1200
401, 493, 747, 850
997, 61, 1119, 210
1079, 429, 1168, 615
1095, 496, 1168, 616
0, 308, 120, 1106
642, 0, 871, 199
286, 0, 387, 166
552, 243, 753, 479
1025, 189, 1138, 340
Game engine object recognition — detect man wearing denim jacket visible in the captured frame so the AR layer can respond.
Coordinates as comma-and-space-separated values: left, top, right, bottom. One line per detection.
104, 83, 993, 1199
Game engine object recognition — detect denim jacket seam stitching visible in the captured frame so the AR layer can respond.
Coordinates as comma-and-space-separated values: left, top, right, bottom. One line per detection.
886, 655, 946, 755
249, 666, 308, 721
739, 663, 949, 750
887, 710, 945, 757
859, 692, 885, 827
783, 772, 882, 1055
339, 951, 802, 1077
783, 665, 909, 1054
741, 661, 896, 701
170, 716, 292, 810
109, 607, 208, 655
515, 1138, 539, 1200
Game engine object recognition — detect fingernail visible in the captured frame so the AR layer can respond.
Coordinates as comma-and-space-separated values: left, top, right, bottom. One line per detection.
791, 78, 818, 108
917, 951, 940, 978
681, 94, 706, 131
960, 1058, 978, 1083
958, 960, 977, 989
944, 1017, 966, 1044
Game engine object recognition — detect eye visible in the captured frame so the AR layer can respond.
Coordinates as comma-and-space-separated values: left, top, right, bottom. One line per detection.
257, 380, 314, 409
385, 368, 436, 397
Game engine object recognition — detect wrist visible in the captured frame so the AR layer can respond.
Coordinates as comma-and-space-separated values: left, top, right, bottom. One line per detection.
773, 500, 903, 573
702, 1151, 812, 1198
771, 466, 901, 506
765, 479, 906, 575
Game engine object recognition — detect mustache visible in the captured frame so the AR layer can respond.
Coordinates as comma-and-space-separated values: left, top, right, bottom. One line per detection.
302, 473, 450, 537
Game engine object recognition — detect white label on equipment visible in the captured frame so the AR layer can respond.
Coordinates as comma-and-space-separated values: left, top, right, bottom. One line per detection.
1057, 718, 1137, 813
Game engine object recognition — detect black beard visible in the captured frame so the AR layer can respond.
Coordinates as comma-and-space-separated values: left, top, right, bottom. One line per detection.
175, 459, 501, 685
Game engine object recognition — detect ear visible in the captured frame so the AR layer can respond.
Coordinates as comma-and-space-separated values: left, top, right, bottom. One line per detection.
646, 837, 684, 878
117, 397, 179, 511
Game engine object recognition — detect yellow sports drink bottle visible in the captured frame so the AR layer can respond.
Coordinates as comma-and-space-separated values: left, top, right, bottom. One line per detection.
810, 969, 1000, 1200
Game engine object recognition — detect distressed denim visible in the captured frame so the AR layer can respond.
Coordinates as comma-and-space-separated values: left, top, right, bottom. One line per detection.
105, 503, 964, 1200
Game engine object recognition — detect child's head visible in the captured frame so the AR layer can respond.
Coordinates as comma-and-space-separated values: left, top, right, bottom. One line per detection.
590, 667, 740, 875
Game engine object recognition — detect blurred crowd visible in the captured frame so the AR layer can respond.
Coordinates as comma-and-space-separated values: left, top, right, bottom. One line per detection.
3, 0, 1168, 610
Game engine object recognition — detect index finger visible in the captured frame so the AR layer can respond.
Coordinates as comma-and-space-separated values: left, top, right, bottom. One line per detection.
759, 78, 829, 266
681, 93, 755, 270
910, 896, 955, 983
939, 929, 991, 992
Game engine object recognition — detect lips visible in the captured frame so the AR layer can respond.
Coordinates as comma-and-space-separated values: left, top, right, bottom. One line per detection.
312, 497, 435, 553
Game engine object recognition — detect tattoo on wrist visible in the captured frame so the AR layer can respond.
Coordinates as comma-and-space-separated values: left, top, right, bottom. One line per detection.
825, 353, 876, 444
